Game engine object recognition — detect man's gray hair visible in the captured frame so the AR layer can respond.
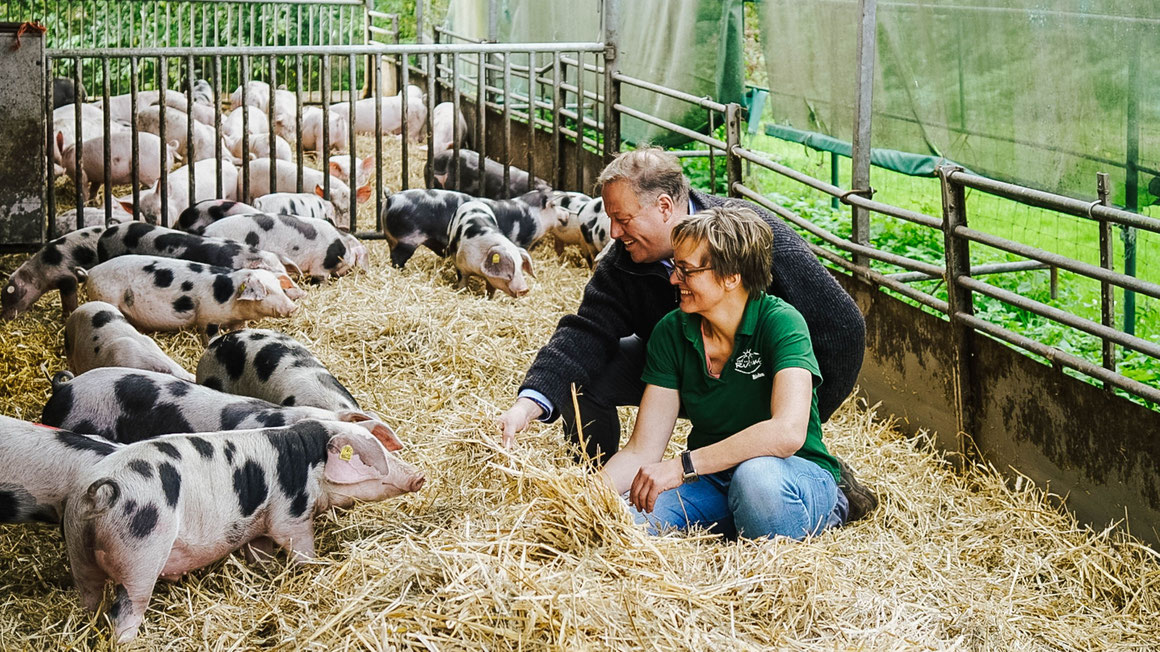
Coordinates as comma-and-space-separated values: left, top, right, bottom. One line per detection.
596, 146, 690, 206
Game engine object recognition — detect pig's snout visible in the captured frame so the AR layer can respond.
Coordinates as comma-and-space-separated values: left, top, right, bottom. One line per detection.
407, 473, 426, 493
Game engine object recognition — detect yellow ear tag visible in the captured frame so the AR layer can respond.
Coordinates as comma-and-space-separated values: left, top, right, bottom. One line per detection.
491, 253, 501, 264
236, 281, 247, 295
340, 445, 353, 461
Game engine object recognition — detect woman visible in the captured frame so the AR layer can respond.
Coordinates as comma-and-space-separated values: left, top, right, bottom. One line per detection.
600, 206, 848, 539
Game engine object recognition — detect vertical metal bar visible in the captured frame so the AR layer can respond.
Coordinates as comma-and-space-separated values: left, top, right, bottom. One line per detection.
452, 52, 461, 188
72, 57, 83, 214
400, 55, 410, 191
321, 54, 331, 200
551, 51, 561, 188
937, 164, 973, 460
488, 0, 498, 42
374, 52, 384, 227
602, 0, 620, 162
416, 0, 425, 42
129, 56, 140, 221
240, 55, 250, 202
348, 53, 358, 229
158, 56, 169, 227
425, 51, 435, 188
724, 104, 743, 198
101, 57, 111, 221
831, 153, 840, 210
850, 0, 878, 269
44, 56, 56, 237
502, 53, 511, 198
295, 53, 304, 194
187, 54, 196, 206
268, 55, 278, 195
1097, 172, 1116, 384
707, 109, 716, 192
575, 50, 585, 192
477, 50, 486, 173
213, 55, 223, 198
525, 51, 534, 186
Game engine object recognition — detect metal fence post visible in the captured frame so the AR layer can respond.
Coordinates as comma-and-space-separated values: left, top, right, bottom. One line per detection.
602, 0, 620, 162
937, 164, 974, 460
725, 103, 742, 198
850, 0, 877, 269
1096, 172, 1116, 389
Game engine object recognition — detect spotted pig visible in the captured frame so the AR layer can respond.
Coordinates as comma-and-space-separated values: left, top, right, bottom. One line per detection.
63, 419, 424, 643
65, 301, 195, 381
0, 414, 121, 524
176, 199, 260, 235
202, 213, 365, 282
1, 226, 104, 322
81, 254, 299, 341
446, 200, 535, 298
197, 329, 360, 412
431, 148, 548, 199
41, 367, 389, 444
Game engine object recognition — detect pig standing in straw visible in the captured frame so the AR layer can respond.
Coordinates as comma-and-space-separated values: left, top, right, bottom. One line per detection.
64, 419, 425, 643
446, 200, 535, 298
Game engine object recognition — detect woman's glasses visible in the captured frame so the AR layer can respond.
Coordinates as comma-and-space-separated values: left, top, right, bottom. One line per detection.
671, 263, 713, 281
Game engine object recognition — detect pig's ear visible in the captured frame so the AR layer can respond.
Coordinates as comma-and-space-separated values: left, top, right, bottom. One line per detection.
118, 199, 135, 215
360, 156, 374, 174
278, 254, 303, 276
355, 184, 372, 204
314, 184, 325, 199
235, 276, 269, 301
482, 247, 515, 280
336, 412, 404, 452
520, 248, 536, 279
56, 131, 64, 151
328, 160, 343, 178
324, 434, 386, 485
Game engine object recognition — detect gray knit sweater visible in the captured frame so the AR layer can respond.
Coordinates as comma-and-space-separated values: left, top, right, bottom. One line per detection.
521, 189, 866, 422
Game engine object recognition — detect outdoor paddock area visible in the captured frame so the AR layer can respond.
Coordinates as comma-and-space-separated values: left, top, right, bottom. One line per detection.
1, 238, 1157, 649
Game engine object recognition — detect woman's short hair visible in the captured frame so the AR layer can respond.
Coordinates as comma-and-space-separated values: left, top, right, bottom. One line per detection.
671, 206, 773, 298
596, 146, 689, 206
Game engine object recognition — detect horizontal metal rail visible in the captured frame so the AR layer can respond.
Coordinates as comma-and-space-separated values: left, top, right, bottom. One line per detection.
958, 276, 1160, 359
47, 43, 606, 58
954, 226, 1160, 299
958, 313, 1160, 404
612, 72, 727, 113
888, 260, 1047, 283
813, 242, 951, 313
614, 104, 726, 150
945, 168, 1160, 233
734, 184, 944, 276
733, 146, 943, 229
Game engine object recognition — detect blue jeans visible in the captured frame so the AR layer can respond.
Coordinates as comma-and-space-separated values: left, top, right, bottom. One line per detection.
633, 456, 848, 540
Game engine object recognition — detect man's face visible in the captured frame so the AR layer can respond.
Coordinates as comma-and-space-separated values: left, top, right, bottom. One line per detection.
602, 180, 676, 264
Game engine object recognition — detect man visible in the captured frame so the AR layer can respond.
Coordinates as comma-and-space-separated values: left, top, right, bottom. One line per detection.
496, 147, 876, 521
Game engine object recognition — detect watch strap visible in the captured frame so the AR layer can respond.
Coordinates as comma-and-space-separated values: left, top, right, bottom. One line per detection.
680, 450, 698, 482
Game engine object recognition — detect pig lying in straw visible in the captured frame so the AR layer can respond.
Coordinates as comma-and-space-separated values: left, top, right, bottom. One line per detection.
197, 329, 360, 411
65, 301, 195, 381
1, 226, 104, 322
0, 414, 121, 524
81, 255, 299, 342
64, 419, 424, 643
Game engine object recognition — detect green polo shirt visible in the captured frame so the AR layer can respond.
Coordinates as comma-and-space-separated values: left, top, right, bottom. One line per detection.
641, 293, 840, 482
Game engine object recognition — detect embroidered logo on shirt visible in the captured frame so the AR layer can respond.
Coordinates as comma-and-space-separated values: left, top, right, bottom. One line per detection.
735, 349, 764, 379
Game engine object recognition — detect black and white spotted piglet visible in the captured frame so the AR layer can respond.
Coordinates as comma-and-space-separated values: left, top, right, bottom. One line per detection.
197, 329, 360, 412
175, 198, 259, 235
97, 222, 306, 300
202, 213, 366, 282
41, 367, 383, 444
65, 301, 195, 381
382, 188, 565, 269
81, 254, 299, 342
447, 200, 535, 298
64, 419, 424, 643
1, 226, 104, 322
0, 414, 122, 524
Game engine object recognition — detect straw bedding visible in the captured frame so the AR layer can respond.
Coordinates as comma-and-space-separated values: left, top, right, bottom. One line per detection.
2, 145, 1159, 650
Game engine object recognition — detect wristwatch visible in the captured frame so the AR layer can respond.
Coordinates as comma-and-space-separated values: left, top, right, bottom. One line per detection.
680, 450, 698, 483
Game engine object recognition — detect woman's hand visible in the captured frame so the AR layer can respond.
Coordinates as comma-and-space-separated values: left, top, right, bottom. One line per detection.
629, 457, 684, 513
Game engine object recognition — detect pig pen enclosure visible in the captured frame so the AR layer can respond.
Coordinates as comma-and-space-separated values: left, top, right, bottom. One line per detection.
1, 0, 1160, 648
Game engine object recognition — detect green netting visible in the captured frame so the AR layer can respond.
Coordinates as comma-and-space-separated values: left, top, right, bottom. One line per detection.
442, 0, 746, 147
757, 0, 1160, 209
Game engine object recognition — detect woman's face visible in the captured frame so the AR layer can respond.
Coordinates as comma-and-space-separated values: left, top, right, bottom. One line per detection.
670, 238, 724, 314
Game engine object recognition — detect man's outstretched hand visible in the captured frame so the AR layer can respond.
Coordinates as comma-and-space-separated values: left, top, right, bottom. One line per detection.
495, 397, 544, 448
